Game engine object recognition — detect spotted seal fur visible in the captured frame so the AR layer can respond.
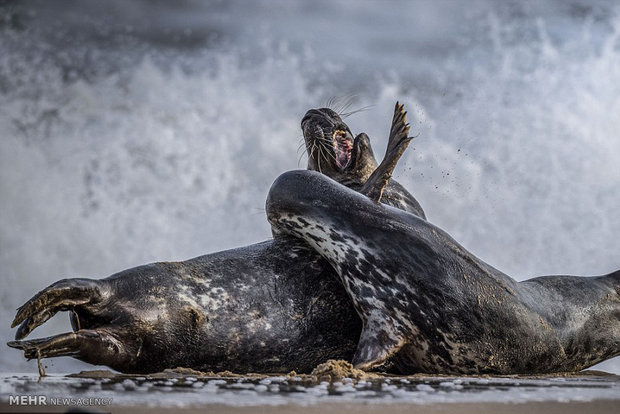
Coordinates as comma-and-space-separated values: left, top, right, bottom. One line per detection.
266, 112, 620, 374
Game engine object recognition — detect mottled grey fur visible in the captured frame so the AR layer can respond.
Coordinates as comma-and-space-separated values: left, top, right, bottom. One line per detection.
266, 169, 620, 374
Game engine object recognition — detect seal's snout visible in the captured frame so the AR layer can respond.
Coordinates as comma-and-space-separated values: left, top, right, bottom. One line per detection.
301, 108, 355, 173
301, 109, 324, 129
266, 170, 309, 220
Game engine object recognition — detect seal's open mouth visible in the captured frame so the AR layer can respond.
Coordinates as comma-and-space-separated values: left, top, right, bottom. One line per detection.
333, 129, 353, 170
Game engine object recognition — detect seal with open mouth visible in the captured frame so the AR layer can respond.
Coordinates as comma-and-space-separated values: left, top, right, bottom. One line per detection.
267, 113, 620, 374
301, 106, 425, 218
7, 103, 423, 374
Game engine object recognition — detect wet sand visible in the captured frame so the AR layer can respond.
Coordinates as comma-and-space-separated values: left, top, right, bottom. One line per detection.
1, 367, 619, 414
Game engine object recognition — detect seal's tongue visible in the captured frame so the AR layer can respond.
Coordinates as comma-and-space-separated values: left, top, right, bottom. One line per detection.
334, 131, 353, 170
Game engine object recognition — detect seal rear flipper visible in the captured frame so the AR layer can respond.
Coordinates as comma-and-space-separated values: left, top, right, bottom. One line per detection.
360, 101, 413, 202
352, 325, 406, 370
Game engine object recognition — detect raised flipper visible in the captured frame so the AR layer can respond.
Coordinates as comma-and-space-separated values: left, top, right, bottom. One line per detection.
360, 101, 413, 202
11, 278, 105, 340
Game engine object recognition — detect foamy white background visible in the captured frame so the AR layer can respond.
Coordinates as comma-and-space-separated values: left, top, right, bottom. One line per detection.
1, 0, 618, 374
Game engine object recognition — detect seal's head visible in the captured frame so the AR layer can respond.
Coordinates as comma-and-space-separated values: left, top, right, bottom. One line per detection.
302, 108, 376, 178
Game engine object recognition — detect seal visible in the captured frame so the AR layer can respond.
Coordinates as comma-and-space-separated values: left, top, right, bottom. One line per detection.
7, 237, 360, 374
266, 116, 620, 374
301, 105, 425, 217
7, 103, 421, 374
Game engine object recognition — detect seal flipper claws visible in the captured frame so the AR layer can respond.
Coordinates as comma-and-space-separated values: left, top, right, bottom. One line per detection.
12, 278, 104, 339
15, 312, 54, 341
361, 101, 413, 202
385, 102, 411, 155
8, 329, 127, 368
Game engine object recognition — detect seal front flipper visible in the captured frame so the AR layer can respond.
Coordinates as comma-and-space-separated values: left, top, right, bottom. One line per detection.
348, 132, 378, 181
352, 318, 406, 370
360, 101, 413, 202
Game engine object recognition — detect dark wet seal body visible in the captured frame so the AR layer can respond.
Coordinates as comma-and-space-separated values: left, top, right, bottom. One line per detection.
301, 107, 425, 218
8, 103, 421, 374
267, 117, 620, 374
8, 237, 360, 374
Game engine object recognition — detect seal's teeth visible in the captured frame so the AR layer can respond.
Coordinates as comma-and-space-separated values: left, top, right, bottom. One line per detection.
332, 130, 347, 140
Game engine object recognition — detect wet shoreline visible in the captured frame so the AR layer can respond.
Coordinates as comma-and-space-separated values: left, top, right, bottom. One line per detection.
1, 367, 618, 412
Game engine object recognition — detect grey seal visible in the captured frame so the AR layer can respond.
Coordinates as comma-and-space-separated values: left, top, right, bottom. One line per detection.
7, 237, 360, 374
266, 115, 620, 374
7, 103, 421, 374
